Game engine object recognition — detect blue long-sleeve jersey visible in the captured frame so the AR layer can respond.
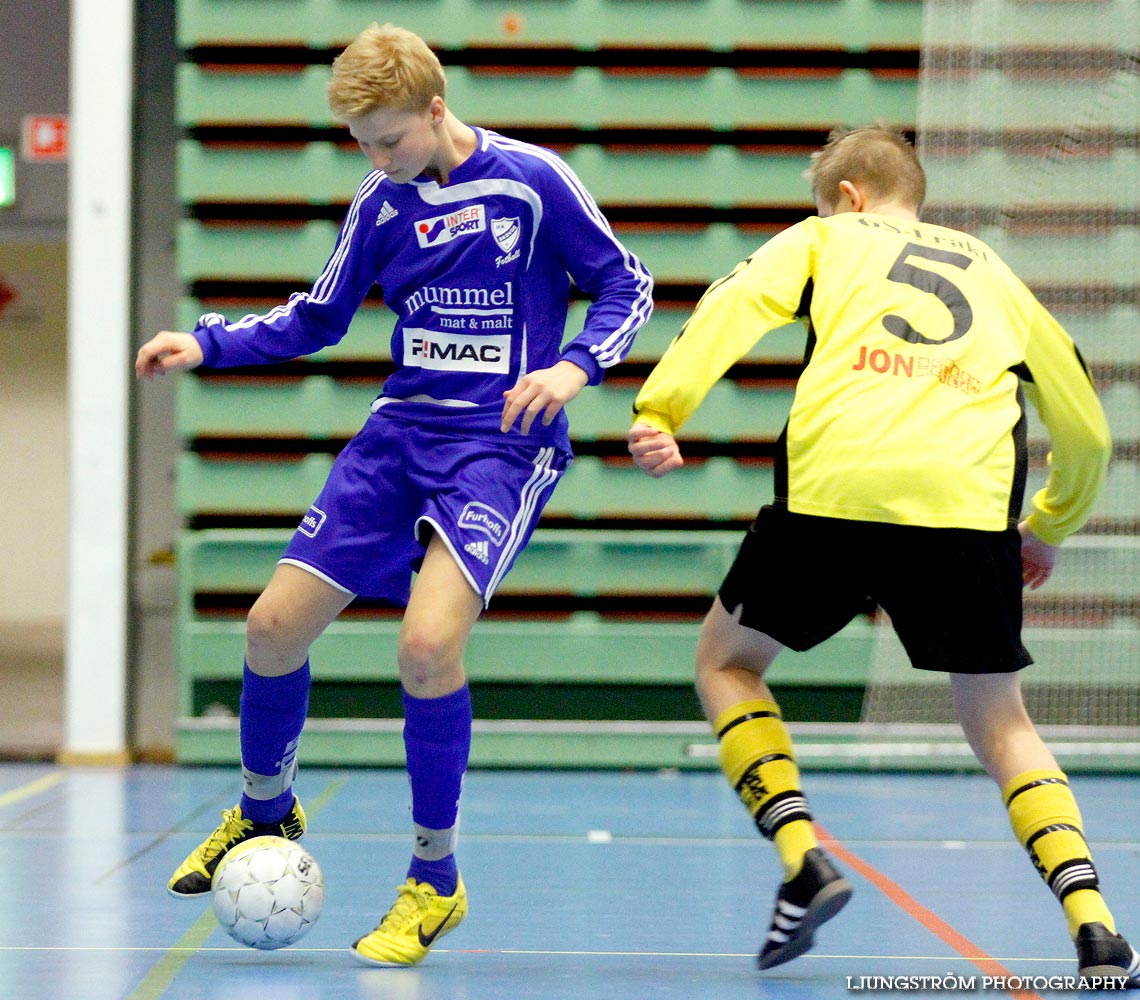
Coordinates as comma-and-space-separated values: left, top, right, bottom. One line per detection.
193, 127, 653, 450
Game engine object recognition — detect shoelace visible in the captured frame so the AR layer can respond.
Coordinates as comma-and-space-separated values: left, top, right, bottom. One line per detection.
203, 807, 252, 859
377, 882, 434, 932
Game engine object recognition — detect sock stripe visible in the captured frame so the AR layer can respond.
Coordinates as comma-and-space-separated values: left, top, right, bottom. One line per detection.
1049, 859, 1099, 901
1025, 822, 1084, 853
755, 791, 813, 840
732, 753, 793, 793
716, 709, 781, 739
1004, 775, 1068, 807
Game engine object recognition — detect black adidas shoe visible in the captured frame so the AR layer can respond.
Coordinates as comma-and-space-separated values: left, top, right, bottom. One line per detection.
758, 846, 853, 970
1076, 922, 1140, 989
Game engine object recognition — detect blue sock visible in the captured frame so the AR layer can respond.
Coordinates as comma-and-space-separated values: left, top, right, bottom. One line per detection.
238, 660, 311, 823
403, 684, 471, 896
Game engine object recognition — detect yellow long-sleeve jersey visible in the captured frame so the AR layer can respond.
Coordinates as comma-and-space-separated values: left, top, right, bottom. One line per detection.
633, 213, 1111, 544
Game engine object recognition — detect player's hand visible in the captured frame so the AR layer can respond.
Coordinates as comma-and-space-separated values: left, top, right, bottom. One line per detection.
1018, 520, 1058, 590
501, 360, 589, 434
628, 421, 683, 477
135, 331, 204, 380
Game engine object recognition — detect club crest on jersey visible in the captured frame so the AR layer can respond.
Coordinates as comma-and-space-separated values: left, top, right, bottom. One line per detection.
298, 505, 327, 538
458, 502, 509, 546
415, 204, 486, 248
491, 217, 521, 254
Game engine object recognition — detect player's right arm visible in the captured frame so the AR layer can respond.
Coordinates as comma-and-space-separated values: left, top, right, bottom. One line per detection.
189, 173, 387, 369
632, 221, 817, 438
135, 330, 205, 379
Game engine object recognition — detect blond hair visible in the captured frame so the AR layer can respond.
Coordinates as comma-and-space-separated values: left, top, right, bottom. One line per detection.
806, 126, 926, 212
327, 23, 446, 120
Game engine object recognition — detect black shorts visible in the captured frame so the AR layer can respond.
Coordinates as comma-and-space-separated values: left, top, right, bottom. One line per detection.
718, 506, 1032, 674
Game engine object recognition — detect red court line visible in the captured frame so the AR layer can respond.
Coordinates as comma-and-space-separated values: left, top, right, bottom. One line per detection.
814, 822, 1043, 1000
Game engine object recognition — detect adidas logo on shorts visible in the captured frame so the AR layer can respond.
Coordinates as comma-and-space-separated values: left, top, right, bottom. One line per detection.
464, 540, 490, 564
376, 200, 399, 226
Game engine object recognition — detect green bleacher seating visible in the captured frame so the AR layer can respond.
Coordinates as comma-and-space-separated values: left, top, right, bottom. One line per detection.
178, 218, 772, 285
179, 141, 819, 207
178, 297, 813, 363
176, 0, 924, 50
177, 375, 797, 442
172, 0, 1138, 768
177, 64, 918, 129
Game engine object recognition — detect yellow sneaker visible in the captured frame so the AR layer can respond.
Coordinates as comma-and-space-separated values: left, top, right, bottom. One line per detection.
167, 797, 306, 898
350, 875, 468, 967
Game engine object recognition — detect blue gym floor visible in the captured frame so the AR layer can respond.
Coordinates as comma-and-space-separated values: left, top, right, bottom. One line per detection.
2, 764, 1138, 1000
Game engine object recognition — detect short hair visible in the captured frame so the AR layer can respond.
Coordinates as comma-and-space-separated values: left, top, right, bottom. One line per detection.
327, 23, 446, 120
806, 126, 926, 212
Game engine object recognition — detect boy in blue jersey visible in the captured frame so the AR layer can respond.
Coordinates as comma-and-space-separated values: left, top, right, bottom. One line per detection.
137, 22, 651, 966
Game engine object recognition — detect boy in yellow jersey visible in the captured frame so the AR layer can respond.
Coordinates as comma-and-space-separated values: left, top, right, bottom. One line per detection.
627, 126, 1138, 985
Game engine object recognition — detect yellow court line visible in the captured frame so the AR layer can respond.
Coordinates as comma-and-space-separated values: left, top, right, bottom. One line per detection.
0, 771, 63, 809
304, 776, 346, 818
124, 908, 218, 1000
125, 774, 347, 1000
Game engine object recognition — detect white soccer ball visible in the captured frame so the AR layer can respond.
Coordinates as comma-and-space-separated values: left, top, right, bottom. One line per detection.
211, 835, 324, 950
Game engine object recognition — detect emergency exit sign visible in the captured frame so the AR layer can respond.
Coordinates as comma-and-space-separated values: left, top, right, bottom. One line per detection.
0, 148, 13, 207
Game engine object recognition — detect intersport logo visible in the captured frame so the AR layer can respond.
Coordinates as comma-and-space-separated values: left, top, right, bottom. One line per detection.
415, 205, 486, 248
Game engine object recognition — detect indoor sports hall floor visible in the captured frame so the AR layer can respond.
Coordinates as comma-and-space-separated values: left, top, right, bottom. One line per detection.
3, 763, 1139, 1000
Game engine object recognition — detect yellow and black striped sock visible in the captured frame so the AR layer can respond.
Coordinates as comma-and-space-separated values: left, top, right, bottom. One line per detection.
714, 698, 816, 880
1003, 768, 1114, 939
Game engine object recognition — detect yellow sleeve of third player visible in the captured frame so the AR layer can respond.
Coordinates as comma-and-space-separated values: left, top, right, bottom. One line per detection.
1018, 284, 1112, 545
632, 222, 818, 435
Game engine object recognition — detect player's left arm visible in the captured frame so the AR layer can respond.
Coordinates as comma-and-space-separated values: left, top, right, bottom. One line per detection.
501, 158, 653, 434
1020, 295, 1112, 547
500, 359, 590, 435
1018, 520, 1058, 589
550, 170, 654, 387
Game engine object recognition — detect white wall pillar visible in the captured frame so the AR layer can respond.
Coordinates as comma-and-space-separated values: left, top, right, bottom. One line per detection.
62, 0, 135, 763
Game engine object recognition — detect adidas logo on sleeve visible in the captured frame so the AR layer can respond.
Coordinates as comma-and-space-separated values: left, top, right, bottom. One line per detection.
376, 201, 399, 226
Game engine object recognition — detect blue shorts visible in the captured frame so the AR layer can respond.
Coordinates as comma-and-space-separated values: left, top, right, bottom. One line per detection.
279, 412, 572, 605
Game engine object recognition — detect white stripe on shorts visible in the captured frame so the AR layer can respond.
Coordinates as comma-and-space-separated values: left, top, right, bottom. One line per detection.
486, 447, 561, 598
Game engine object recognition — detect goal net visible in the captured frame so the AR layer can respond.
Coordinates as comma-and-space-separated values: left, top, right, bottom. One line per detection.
859, 0, 1140, 745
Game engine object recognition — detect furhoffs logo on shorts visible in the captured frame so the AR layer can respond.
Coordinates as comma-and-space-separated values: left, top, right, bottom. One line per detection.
298, 505, 327, 538
458, 502, 509, 546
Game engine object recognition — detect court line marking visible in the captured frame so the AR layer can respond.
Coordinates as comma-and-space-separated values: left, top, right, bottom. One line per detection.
124, 775, 346, 1000
816, 822, 1043, 1000
0, 771, 62, 809
15, 827, 1140, 851
94, 785, 238, 886
123, 909, 218, 1000
0, 945, 1078, 963
268, 831, 1140, 849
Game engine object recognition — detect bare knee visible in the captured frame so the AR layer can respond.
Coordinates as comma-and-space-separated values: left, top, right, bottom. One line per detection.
398, 626, 461, 690
246, 598, 308, 669
693, 599, 783, 718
